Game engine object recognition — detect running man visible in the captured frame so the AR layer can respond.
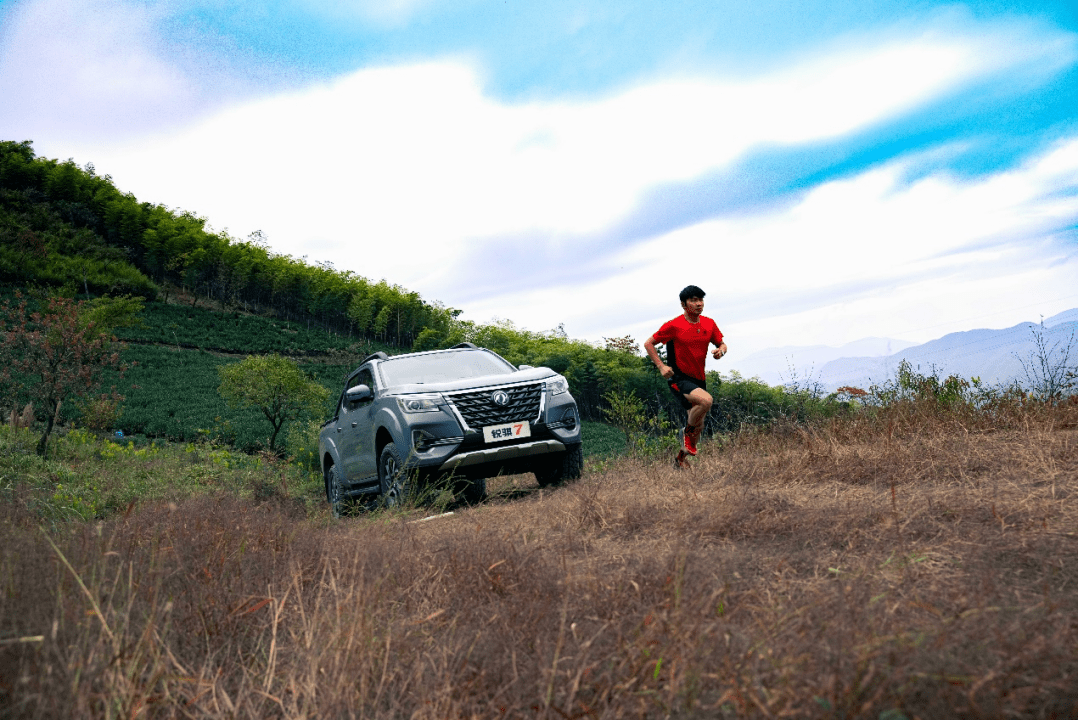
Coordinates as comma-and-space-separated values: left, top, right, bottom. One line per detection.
643, 285, 727, 467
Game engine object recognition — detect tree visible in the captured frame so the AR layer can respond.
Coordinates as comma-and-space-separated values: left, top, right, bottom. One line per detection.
0, 293, 129, 456
1016, 320, 1077, 403
603, 335, 640, 354
217, 354, 329, 452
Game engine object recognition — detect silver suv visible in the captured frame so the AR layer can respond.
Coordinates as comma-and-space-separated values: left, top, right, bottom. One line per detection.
319, 343, 582, 515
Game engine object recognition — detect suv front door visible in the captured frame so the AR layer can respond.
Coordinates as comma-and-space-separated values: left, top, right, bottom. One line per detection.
338, 367, 377, 483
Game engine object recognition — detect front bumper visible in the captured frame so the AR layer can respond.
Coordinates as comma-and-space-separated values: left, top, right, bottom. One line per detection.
438, 439, 567, 472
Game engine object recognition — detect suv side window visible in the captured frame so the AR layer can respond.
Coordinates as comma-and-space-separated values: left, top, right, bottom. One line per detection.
341, 367, 375, 414
356, 368, 375, 396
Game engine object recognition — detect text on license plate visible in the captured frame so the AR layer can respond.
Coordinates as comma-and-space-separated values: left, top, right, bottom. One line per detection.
483, 421, 531, 443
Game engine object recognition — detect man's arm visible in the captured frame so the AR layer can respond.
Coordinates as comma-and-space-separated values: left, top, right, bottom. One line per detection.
643, 336, 675, 379
711, 341, 728, 360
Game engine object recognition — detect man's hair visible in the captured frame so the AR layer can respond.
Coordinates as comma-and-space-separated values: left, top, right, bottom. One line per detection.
679, 285, 706, 304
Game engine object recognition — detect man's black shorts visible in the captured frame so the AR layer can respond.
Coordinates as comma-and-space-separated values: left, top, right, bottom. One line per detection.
667, 373, 706, 410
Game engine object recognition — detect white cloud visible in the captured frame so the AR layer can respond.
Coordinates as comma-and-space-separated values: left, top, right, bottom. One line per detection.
540, 138, 1078, 364
0, 0, 198, 142
67, 24, 1064, 272
14, 14, 1077, 361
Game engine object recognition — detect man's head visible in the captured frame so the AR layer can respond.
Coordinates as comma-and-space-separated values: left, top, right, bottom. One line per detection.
679, 285, 705, 305
679, 285, 705, 319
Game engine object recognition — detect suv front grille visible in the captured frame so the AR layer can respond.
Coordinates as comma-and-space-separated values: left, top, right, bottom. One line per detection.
447, 383, 542, 429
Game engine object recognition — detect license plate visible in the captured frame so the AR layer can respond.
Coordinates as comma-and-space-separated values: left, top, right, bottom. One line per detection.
483, 421, 531, 443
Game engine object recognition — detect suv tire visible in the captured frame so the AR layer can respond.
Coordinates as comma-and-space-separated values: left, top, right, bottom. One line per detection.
326, 463, 351, 518
459, 476, 487, 505
379, 442, 413, 509
534, 443, 583, 487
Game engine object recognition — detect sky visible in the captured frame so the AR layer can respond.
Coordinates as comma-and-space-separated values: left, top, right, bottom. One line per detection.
2, 0, 1077, 376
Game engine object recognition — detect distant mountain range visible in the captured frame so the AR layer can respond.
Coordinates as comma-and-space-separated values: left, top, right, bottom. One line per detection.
734, 308, 1078, 391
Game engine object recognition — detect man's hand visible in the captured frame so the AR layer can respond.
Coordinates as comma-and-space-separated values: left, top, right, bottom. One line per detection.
712, 342, 728, 360
644, 336, 675, 378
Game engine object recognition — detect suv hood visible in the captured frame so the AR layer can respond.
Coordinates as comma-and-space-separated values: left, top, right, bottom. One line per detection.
384, 366, 558, 396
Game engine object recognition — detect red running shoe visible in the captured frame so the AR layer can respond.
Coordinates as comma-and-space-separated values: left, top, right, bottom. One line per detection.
673, 450, 690, 469
679, 426, 698, 456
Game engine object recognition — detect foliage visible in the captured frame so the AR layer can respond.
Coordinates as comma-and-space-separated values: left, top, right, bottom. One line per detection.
76, 393, 124, 433
0, 425, 322, 524
80, 294, 145, 335
285, 417, 323, 472
1, 140, 460, 345
0, 293, 127, 456
602, 388, 645, 444
218, 354, 330, 452
1016, 320, 1077, 403
867, 359, 972, 410
603, 334, 640, 354
601, 389, 676, 458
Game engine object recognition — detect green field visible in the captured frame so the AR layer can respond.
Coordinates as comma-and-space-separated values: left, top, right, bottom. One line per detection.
107, 345, 348, 451
108, 340, 627, 459
76, 300, 389, 451
82, 300, 630, 456
579, 419, 626, 457
112, 301, 378, 356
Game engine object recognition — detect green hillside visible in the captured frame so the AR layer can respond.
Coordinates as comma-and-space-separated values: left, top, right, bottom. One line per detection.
1, 138, 857, 457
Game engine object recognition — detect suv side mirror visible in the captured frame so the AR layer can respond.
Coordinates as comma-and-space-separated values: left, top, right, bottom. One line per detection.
345, 384, 372, 403
518, 364, 533, 370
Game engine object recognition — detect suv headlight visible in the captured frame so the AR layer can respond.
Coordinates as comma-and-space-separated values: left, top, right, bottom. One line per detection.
397, 394, 442, 413
547, 375, 569, 396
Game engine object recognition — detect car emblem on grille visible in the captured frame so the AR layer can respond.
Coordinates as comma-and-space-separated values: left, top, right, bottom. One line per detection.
491, 390, 510, 406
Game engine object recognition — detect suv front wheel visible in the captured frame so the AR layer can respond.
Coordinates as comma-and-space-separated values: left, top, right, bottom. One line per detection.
458, 476, 487, 505
379, 442, 413, 508
534, 443, 583, 487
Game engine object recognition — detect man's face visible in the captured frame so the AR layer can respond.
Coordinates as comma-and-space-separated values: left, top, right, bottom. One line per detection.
682, 296, 704, 317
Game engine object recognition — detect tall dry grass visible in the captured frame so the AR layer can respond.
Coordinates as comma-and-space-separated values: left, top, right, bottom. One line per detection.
2, 399, 1077, 718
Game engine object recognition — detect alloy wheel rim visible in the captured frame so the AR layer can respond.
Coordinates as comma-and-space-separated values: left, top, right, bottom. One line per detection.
383, 454, 401, 504
329, 471, 340, 504
332, 468, 349, 518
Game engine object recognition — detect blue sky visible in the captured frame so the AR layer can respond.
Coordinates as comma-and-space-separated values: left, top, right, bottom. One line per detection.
2, 0, 1077, 372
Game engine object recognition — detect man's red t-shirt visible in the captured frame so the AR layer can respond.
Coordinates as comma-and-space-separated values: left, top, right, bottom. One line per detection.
652, 315, 723, 383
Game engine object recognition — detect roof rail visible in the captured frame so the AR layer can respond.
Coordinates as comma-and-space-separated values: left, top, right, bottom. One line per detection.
451, 342, 479, 349
360, 351, 389, 365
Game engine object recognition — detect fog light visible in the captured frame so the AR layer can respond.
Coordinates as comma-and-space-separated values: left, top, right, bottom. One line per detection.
562, 408, 577, 430
412, 429, 433, 452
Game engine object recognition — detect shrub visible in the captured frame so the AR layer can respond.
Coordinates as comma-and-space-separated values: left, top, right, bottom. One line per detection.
0, 293, 128, 456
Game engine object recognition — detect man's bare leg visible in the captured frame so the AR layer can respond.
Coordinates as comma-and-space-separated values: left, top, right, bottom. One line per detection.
678, 388, 713, 456
685, 388, 713, 435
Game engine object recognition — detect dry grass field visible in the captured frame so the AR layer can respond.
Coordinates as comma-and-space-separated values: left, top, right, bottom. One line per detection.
2, 401, 1077, 718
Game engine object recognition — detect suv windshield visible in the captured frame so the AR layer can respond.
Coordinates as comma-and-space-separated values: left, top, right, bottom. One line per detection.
379, 350, 515, 387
